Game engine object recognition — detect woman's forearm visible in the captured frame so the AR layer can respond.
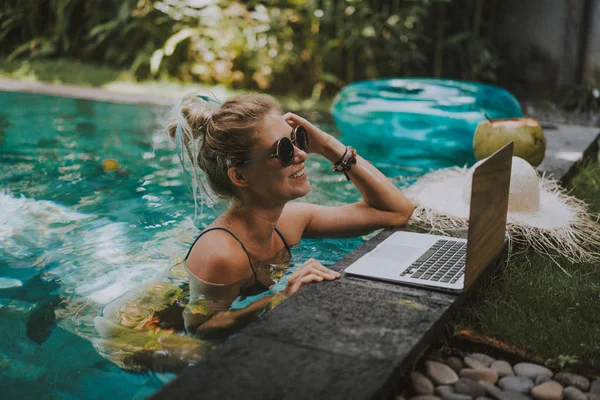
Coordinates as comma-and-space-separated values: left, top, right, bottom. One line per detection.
219, 292, 286, 326
321, 134, 414, 219
188, 293, 287, 338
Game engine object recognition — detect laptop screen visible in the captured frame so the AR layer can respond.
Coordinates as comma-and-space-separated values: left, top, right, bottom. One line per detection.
464, 142, 513, 288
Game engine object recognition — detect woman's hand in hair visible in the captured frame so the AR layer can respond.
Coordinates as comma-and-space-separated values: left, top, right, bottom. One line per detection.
283, 113, 346, 162
284, 258, 341, 296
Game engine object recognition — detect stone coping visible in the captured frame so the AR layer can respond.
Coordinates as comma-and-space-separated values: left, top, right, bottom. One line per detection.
538, 123, 600, 182
1, 80, 598, 399
0, 78, 173, 106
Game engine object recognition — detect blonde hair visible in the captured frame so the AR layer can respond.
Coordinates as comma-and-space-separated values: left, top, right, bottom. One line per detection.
166, 93, 281, 205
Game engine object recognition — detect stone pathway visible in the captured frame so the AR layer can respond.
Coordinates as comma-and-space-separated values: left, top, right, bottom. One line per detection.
403, 354, 600, 400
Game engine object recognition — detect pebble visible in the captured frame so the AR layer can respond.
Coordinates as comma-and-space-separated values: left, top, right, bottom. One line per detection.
514, 363, 554, 380
479, 381, 503, 398
445, 357, 466, 374
455, 378, 487, 397
442, 393, 472, 400
498, 376, 535, 393
426, 361, 460, 385
491, 361, 515, 378
470, 353, 496, 367
410, 396, 440, 400
460, 368, 499, 384
479, 381, 531, 400
554, 373, 590, 392
563, 387, 587, 400
411, 372, 435, 395
435, 386, 454, 397
411, 358, 599, 400
536, 377, 554, 385
531, 381, 564, 400
496, 391, 535, 400
465, 356, 489, 370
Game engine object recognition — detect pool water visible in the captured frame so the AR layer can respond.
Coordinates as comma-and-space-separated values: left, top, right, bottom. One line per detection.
0, 91, 474, 399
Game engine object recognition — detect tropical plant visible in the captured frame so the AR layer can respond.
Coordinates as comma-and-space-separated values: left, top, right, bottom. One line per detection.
560, 84, 600, 112
0, 0, 505, 95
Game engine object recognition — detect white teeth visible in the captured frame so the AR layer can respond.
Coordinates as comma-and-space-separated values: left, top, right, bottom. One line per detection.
290, 169, 306, 179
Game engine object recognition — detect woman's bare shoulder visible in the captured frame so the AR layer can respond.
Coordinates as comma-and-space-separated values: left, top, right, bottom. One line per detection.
186, 229, 252, 285
277, 202, 318, 245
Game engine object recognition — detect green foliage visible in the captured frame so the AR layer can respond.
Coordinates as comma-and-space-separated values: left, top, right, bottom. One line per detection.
1, 0, 171, 72
1, 0, 504, 95
560, 84, 600, 113
0, 58, 127, 86
567, 156, 600, 214
547, 354, 580, 371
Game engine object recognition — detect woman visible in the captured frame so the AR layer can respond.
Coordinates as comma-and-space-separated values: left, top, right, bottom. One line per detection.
168, 93, 414, 339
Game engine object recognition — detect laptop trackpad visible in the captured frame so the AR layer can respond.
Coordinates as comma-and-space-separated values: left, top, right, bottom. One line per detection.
370, 244, 421, 262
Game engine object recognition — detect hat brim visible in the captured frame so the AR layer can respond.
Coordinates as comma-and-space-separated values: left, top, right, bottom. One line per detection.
405, 167, 577, 230
404, 167, 600, 264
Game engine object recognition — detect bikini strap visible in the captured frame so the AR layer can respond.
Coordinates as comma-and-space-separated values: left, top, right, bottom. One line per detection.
185, 227, 257, 280
274, 226, 291, 254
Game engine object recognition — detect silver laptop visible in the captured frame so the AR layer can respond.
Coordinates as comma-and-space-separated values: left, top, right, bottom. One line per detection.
344, 142, 513, 292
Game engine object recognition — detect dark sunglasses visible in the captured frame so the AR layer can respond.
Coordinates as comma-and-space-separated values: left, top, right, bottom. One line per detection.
238, 125, 309, 167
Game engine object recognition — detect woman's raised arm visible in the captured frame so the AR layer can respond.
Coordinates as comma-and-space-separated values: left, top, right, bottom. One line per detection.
281, 113, 414, 238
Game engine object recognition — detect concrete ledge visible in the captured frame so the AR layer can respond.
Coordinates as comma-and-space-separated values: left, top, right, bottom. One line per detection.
0, 79, 172, 106
153, 334, 396, 400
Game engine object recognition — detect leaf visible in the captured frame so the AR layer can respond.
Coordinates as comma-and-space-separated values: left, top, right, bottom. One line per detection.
129, 48, 152, 74
320, 72, 339, 84
118, 0, 134, 22
150, 49, 165, 75
163, 28, 200, 56
6, 40, 35, 62
442, 32, 472, 47
187, 0, 218, 8
87, 21, 119, 40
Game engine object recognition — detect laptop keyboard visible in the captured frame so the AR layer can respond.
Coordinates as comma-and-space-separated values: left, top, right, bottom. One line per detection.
400, 239, 466, 284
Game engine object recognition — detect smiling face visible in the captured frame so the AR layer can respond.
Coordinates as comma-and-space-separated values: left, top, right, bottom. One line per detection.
238, 112, 310, 206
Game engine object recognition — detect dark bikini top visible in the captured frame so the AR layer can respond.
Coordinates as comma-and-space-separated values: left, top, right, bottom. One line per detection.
185, 226, 291, 297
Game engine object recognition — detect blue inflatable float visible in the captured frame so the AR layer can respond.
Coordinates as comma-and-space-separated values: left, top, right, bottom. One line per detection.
330, 79, 523, 172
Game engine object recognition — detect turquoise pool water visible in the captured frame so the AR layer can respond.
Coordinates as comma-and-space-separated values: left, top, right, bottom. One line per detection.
0, 91, 475, 399
332, 79, 522, 173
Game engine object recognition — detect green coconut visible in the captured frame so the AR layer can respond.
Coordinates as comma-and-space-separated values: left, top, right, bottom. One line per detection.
473, 118, 546, 166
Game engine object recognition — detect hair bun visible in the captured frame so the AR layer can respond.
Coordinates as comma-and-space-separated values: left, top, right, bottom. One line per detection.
167, 93, 220, 143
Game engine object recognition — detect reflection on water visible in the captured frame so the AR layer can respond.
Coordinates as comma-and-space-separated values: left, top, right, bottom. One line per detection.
0, 89, 475, 397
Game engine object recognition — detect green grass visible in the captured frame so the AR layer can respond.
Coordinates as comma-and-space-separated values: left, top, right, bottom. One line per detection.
455, 159, 600, 371
0, 58, 127, 87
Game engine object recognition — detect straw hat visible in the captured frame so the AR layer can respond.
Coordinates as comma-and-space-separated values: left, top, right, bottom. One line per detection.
405, 156, 600, 266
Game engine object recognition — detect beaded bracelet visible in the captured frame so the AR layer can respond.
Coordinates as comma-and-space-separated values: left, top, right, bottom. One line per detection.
332, 146, 357, 180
